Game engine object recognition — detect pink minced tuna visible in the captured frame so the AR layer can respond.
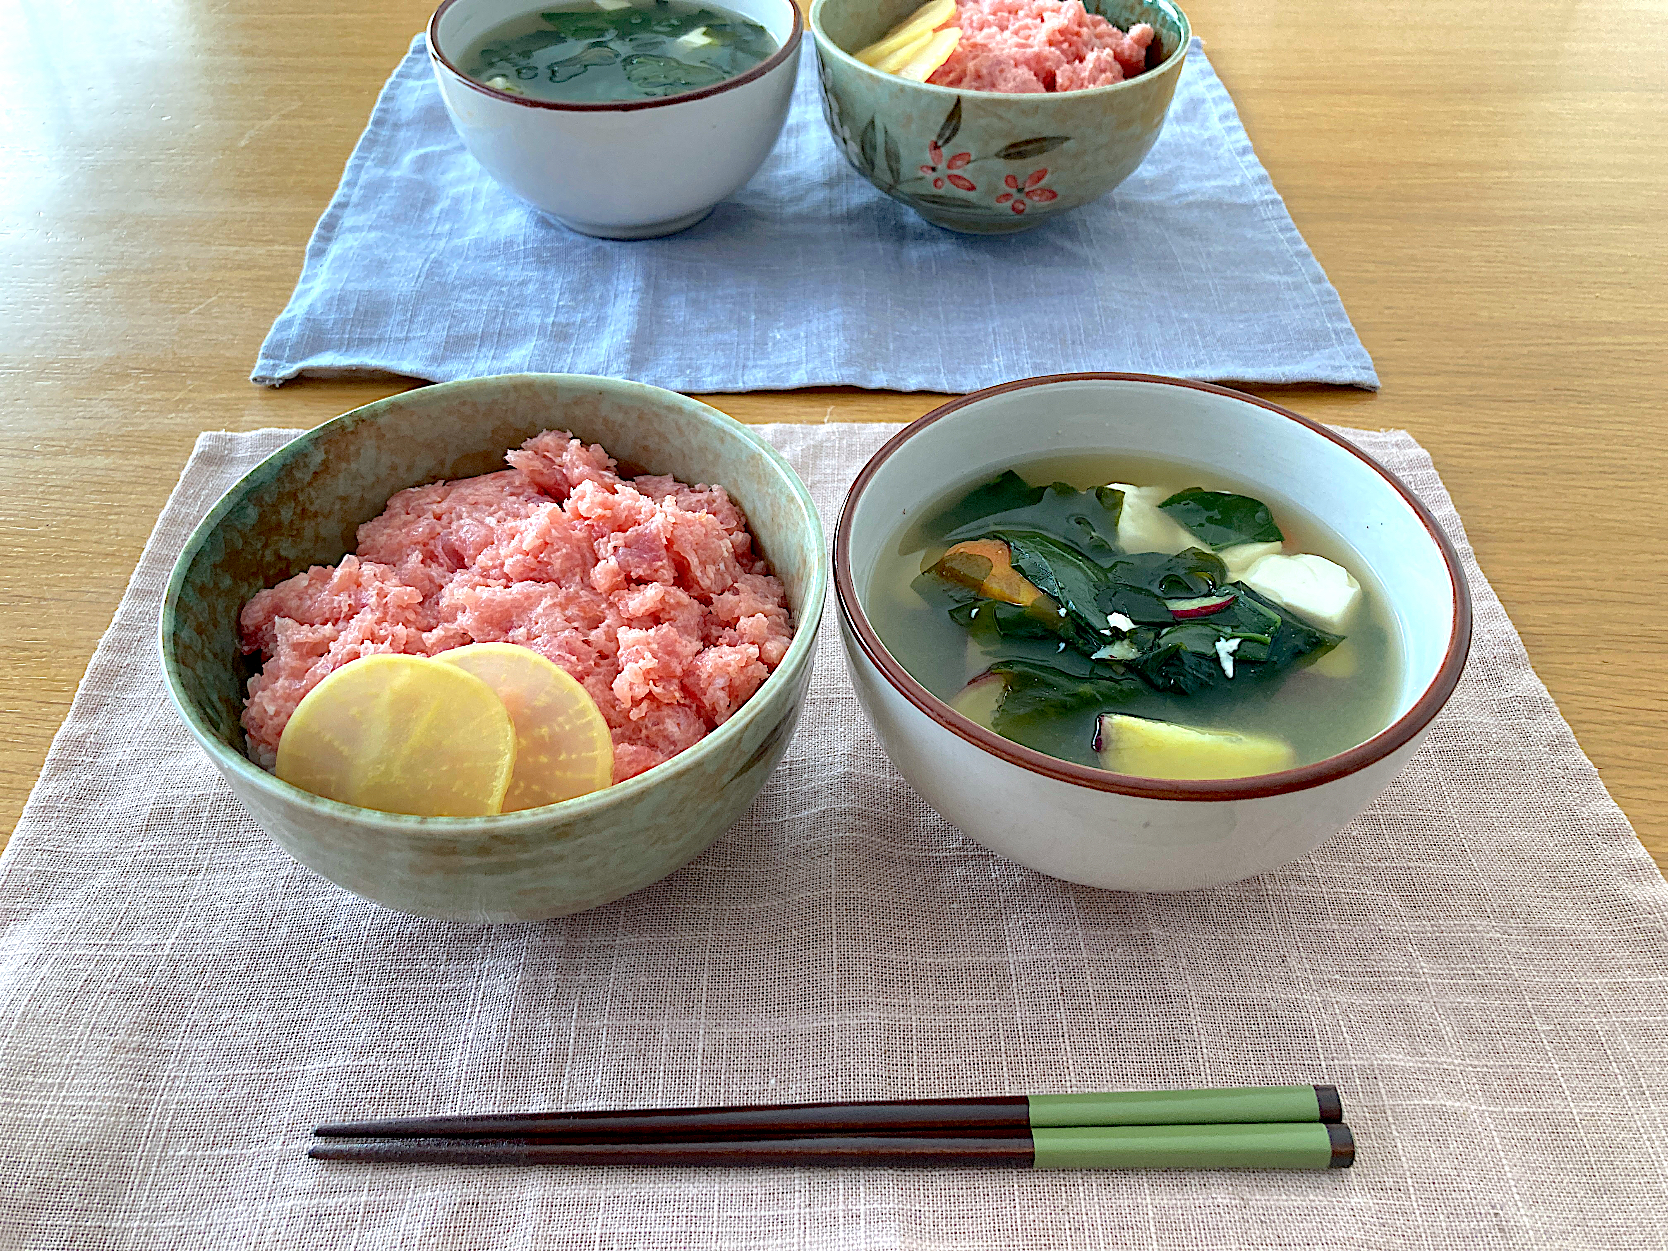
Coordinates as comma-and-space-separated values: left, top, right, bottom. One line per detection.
238, 431, 795, 784
929, 0, 1154, 93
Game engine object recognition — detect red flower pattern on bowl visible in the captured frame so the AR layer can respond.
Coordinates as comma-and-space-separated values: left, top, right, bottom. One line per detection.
995, 168, 1058, 213
919, 142, 976, 192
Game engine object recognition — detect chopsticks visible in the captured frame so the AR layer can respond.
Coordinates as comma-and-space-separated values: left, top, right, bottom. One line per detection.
317, 1085, 1341, 1140
310, 1085, 1355, 1171
311, 1123, 1354, 1170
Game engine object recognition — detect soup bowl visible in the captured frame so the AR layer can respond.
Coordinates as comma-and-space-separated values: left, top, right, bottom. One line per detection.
428, 0, 802, 238
161, 374, 826, 921
835, 374, 1471, 891
810, 0, 1188, 234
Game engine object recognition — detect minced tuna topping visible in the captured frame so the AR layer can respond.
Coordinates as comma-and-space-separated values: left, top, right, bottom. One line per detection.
238, 431, 794, 784
928, 0, 1155, 94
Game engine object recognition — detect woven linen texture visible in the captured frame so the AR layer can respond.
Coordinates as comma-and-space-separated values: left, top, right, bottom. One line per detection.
251, 38, 1378, 392
1, 424, 1664, 1250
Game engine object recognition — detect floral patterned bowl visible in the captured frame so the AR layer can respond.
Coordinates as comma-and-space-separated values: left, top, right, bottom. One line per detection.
809, 0, 1189, 233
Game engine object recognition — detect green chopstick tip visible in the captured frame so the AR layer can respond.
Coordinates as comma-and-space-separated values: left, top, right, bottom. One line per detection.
1031, 1121, 1343, 1171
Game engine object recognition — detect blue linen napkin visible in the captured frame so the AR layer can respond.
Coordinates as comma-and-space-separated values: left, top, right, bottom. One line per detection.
253, 36, 1378, 392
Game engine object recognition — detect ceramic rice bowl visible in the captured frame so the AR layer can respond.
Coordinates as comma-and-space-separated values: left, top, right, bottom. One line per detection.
161, 375, 826, 922
835, 374, 1471, 891
810, 0, 1188, 233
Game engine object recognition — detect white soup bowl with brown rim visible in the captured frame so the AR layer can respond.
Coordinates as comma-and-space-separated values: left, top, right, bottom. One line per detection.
428, 0, 802, 238
835, 374, 1472, 892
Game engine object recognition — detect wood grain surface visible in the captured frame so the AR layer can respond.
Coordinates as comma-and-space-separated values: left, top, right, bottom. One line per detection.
1, 0, 1663, 871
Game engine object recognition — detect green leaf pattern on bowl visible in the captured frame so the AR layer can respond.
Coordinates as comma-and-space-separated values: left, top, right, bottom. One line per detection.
839, 95, 1075, 221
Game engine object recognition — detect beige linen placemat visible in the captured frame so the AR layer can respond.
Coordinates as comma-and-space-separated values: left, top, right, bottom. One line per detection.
1, 424, 1665, 1250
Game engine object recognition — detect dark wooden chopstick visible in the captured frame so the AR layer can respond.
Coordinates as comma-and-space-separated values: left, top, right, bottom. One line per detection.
316, 1095, 1032, 1142
312, 1135, 1036, 1168
310, 1123, 1356, 1170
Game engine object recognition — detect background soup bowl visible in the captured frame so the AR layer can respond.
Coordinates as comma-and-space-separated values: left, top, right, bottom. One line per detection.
161, 374, 826, 922
428, 0, 802, 238
810, 0, 1188, 234
835, 374, 1471, 891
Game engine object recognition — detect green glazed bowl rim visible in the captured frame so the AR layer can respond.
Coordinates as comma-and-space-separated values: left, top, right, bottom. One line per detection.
808, 0, 1190, 101
157, 373, 829, 834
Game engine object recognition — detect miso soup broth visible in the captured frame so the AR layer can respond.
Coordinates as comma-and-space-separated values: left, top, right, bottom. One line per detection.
464, 1, 778, 103
864, 454, 1405, 779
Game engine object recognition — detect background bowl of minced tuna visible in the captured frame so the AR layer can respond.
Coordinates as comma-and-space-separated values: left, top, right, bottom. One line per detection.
159, 374, 827, 922
811, 0, 1189, 233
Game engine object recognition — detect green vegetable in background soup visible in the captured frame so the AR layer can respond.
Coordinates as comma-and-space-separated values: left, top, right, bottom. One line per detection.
620, 52, 728, 92
1158, 488, 1284, 550
546, 45, 621, 83
466, 1, 776, 104
539, 8, 635, 38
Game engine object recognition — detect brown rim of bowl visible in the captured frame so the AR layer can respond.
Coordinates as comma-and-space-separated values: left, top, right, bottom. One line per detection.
428, 0, 804, 113
832, 372, 1474, 803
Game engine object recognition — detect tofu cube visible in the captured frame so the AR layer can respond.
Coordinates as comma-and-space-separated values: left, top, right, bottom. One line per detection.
1240, 553, 1361, 633
1219, 540, 1283, 580
1306, 637, 1358, 678
1097, 714, 1296, 780
1108, 484, 1201, 556
676, 25, 715, 47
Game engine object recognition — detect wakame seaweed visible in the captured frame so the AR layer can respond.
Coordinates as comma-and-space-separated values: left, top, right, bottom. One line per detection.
925, 470, 1046, 540
985, 659, 1138, 746
468, 2, 774, 104
918, 473, 1343, 741
949, 600, 1063, 645
943, 481, 1123, 552
998, 531, 1116, 645
620, 52, 728, 93
1157, 488, 1284, 550
1105, 548, 1227, 598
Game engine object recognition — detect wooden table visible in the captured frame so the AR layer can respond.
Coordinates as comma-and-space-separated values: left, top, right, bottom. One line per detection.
1, 0, 1662, 869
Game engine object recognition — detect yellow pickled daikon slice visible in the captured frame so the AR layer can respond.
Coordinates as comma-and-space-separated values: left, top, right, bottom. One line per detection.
896, 27, 961, 81
874, 30, 936, 74
436, 643, 614, 811
856, 0, 957, 66
276, 654, 516, 817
